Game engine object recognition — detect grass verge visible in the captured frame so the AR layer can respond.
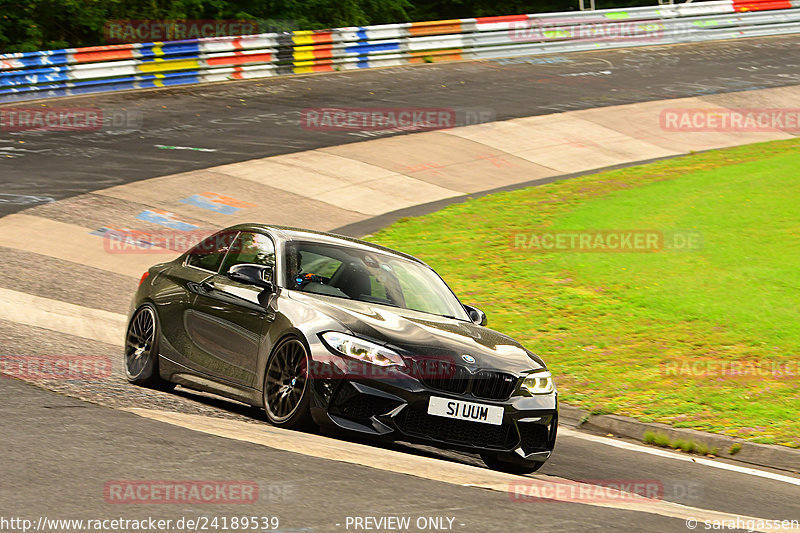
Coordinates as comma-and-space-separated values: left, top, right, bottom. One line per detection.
368, 138, 800, 447
642, 430, 720, 456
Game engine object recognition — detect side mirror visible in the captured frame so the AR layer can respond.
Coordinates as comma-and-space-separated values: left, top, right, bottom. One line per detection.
228, 263, 274, 291
464, 305, 487, 326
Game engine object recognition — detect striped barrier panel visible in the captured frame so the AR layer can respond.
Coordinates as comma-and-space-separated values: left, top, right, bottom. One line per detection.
0, 0, 798, 103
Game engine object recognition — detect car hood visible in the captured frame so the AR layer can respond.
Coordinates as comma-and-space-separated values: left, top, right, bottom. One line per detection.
288, 292, 546, 374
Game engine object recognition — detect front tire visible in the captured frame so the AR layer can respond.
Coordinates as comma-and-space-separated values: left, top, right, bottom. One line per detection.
124, 304, 174, 390
481, 452, 545, 475
263, 336, 314, 429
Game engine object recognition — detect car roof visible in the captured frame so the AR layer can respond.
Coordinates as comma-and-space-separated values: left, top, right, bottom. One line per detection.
224, 224, 427, 266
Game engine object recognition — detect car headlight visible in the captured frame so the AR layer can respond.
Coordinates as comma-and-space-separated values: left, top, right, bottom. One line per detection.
521, 371, 556, 395
320, 332, 404, 367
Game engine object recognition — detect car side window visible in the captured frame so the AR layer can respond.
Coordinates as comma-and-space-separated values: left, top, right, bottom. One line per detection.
186, 230, 238, 273
220, 232, 276, 278
286, 244, 405, 305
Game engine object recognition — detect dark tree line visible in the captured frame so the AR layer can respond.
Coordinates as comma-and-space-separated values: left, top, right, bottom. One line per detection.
0, 0, 657, 53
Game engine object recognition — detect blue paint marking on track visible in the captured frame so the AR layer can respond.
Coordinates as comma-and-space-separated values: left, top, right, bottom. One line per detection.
136, 210, 199, 231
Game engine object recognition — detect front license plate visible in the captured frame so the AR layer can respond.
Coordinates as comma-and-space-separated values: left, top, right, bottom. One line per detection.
427, 396, 504, 426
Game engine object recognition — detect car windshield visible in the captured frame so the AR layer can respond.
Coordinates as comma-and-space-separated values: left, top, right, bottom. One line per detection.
284, 241, 469, 320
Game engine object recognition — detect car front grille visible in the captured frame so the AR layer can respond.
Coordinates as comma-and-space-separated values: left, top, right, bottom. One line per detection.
396, 407, 515, 450
417, 363, 518, 401
471, 370, 519, 400
416, 362, 470, 395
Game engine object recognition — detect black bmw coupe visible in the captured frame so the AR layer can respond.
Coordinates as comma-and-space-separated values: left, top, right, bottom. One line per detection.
125, 224, 557, 473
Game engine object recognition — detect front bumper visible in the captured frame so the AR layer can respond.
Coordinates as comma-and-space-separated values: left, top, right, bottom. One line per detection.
309, 367, 558, 461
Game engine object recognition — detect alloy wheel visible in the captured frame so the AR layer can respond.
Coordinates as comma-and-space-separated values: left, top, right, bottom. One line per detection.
125, 306, 155, 378
264, 338, 309, 422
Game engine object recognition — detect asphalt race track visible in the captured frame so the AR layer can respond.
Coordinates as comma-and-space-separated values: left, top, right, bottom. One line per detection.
2, 35, 800, 533
2, 35, 800, 217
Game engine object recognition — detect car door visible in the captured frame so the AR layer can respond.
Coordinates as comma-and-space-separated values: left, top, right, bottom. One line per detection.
154, 229, 238, 370
185, 231, 276, 389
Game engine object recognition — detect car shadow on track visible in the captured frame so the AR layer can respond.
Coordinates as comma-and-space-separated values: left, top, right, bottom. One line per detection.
172, 385, 493, 472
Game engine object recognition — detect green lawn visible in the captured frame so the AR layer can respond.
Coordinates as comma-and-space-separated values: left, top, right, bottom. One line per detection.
368, 138, 800, 447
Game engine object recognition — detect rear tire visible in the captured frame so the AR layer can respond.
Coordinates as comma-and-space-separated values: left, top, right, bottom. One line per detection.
481, 452, 544, 475
263, 336, 314, 430
124, 304, 174, 391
